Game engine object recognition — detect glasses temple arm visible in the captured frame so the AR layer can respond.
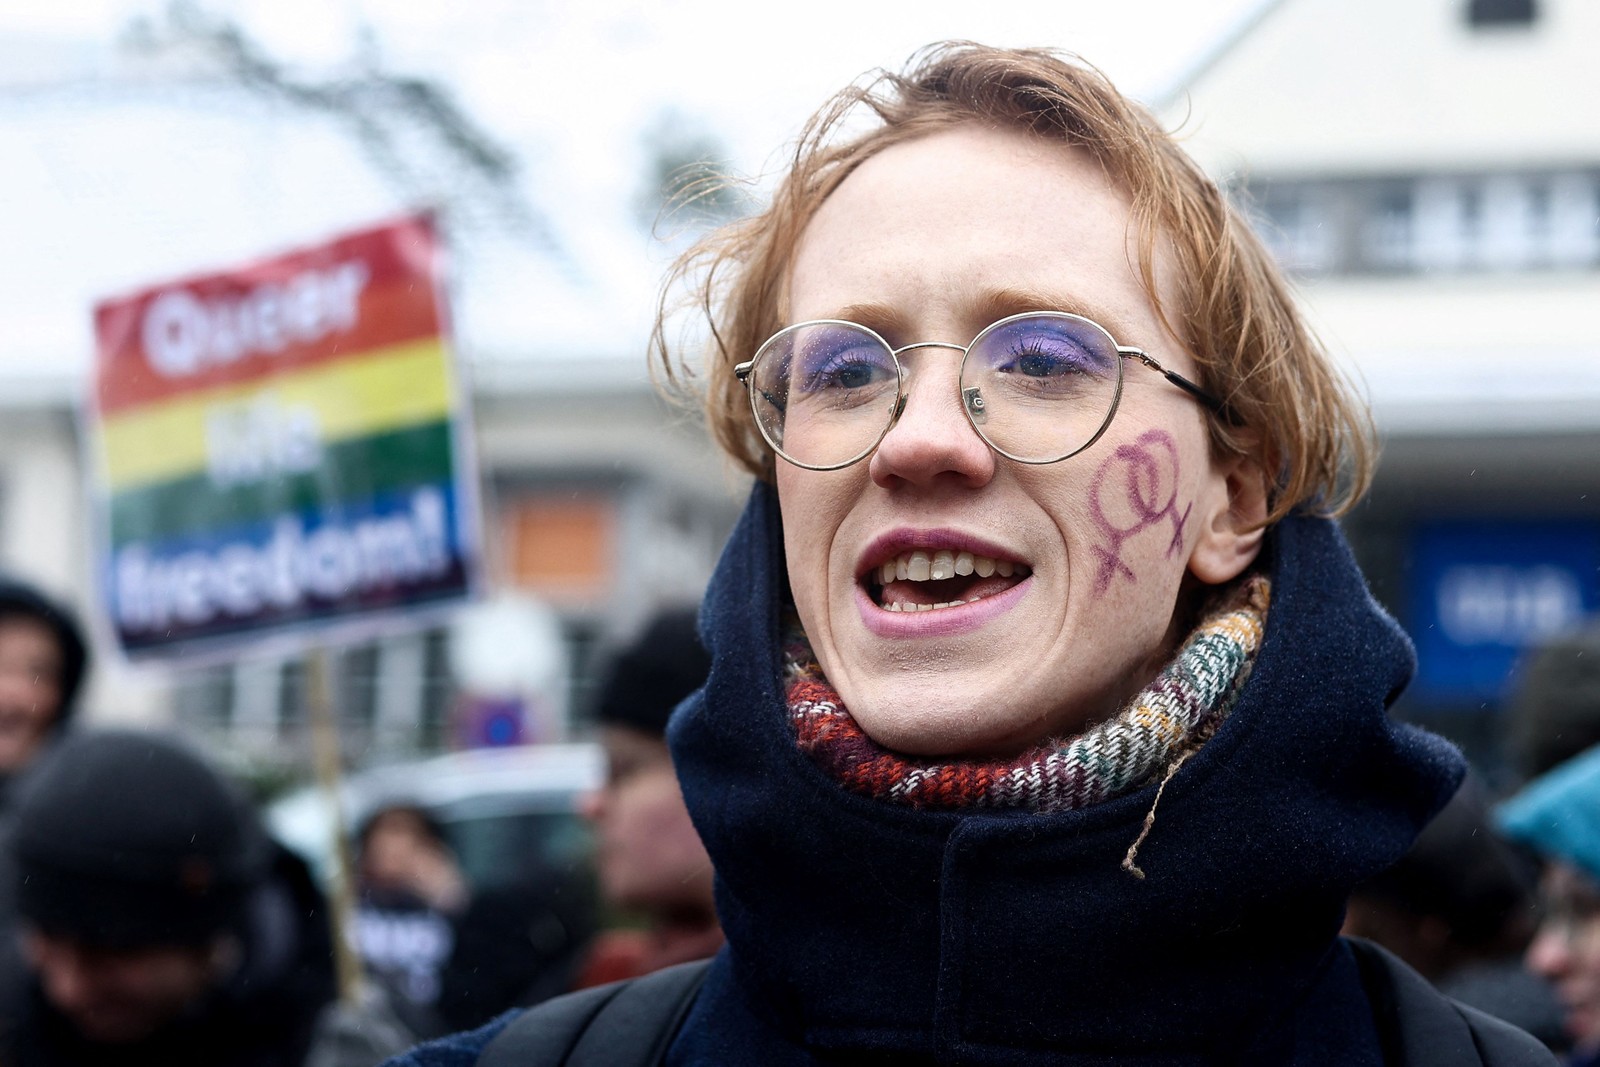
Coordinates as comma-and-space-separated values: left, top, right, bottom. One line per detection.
1162, 371, 1227, 414
1119, 349, 1227, 415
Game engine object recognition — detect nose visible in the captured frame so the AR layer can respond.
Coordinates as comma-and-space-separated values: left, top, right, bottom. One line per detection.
867, 351, 995, 489
39, 945, 95, 1012
1526, 921, 1573, 980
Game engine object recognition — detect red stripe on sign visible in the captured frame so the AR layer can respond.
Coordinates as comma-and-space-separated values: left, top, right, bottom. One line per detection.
94, 215, 447, 415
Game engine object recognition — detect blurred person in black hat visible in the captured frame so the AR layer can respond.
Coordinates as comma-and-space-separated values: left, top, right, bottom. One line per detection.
571, 606, 721, 989
0, 577, 89, 805
0, 728, 396, 1067
1508, 622, 1600, 785
422, 607, 717, 1032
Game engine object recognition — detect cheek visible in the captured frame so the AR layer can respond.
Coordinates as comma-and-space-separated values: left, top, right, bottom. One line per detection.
610, 773, 689, 845
605, 773, 705, 878
777, 469, 861, 610
1073, 427, 1205, 600
1575, 943, 1600, 987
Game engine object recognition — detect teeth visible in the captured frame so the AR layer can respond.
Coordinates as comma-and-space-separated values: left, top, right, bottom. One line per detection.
870, 547, 1033, 614
872, 549, 1028, 585
885, 598, 970, 613
906, 552, 931, 582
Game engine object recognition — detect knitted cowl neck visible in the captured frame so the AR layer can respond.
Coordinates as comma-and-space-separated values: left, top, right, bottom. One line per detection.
784, 574, 1269, 818
667, 483, 1464, 1066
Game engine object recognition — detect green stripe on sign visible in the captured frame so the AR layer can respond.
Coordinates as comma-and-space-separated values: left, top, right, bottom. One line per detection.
109, 420, 458, 545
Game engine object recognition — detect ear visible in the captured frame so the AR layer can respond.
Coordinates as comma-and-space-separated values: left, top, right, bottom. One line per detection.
1187, 450, 1268, 585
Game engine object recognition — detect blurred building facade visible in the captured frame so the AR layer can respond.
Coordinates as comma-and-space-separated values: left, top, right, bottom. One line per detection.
1168, 0, 1600, 776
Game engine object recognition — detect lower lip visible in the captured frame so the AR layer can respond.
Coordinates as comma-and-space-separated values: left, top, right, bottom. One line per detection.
855, 575, 1032, 638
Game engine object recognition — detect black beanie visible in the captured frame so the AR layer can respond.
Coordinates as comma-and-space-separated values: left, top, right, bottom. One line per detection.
0, 576, 89, 729
1508, 621, 1600, 781
12, 729, 268, 948
592, 607, 710, 739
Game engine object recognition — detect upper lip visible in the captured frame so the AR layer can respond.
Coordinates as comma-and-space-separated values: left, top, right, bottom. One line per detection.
855, 527, 1029, 581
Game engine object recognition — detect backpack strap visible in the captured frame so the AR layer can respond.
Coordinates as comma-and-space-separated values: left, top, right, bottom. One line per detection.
1346, 938, 1557, 1067
478, 959, 711, 1067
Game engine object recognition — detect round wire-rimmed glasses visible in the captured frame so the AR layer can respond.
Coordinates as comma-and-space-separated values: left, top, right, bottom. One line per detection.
733, 310, 1225, 471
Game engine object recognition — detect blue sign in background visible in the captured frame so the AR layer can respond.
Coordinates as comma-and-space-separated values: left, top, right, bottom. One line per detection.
1409, 520, 1600, 704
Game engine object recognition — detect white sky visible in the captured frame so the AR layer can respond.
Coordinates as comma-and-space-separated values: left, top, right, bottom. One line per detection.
0, 0, 1270, 375
5, 0, 1268, 164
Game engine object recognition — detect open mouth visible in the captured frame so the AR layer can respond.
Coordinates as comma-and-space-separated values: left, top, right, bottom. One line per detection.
864, 549, 1033, 613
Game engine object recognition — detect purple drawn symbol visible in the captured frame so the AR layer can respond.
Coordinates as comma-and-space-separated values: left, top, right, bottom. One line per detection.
1088, 430, 1192, 597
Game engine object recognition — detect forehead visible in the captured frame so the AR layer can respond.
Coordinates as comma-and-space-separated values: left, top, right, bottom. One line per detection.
0, 616, 61, 664
788, 124, 1178, 342
600, 724, 669, 764
1544, 860, 1600, 905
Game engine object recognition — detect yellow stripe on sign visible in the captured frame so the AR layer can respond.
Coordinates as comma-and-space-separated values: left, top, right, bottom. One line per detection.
98, 338, 455, 491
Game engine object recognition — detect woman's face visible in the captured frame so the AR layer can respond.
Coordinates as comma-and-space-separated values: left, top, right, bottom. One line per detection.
1527, 861, 1600, 1052
777, 124, 1263, 757
582, 726, 714, 914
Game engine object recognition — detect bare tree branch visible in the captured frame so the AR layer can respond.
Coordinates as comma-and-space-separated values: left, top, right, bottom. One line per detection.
128, 2, 570, 268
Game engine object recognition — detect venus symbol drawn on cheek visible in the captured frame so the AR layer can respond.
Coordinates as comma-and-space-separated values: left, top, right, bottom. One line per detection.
1088, 429, 1192, 598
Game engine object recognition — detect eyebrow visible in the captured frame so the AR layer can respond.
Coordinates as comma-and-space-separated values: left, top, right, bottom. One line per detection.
827, 302, 915, 338
972, 287, 1140, 343
820, 289, 1143, 346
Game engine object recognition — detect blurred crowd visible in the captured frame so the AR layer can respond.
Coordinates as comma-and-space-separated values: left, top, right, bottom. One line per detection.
9, 559, 1600, 1063
0, 575, 721, 1067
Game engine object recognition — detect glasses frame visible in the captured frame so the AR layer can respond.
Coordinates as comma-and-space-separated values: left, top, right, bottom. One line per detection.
733, 310, 1225, 472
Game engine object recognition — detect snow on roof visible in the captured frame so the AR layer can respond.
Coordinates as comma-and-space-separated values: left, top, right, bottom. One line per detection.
1162, 0, 1600, 178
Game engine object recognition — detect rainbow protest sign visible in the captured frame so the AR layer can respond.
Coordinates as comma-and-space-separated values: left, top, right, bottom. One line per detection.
89, 215, 478, 659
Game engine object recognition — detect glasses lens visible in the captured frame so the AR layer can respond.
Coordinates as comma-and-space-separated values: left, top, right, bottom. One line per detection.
747, 321, 899, 469
960, 313, 1122, 462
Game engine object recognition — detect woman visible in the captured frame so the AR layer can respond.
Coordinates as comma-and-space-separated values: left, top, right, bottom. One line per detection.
386, 42, 1551, 1066
1499, 742, 1600, 1064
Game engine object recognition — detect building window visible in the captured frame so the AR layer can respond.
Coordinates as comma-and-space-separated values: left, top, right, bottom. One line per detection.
1466, 0, 1537, 28
1360, 183, 1416, 271
1251, 184, 1338, 274
1547, 173, 1600, 268
1244, 170, 1600, 277
1412, 177, 1474, 272
1478, 175, 1539, 269
504, 495, 617, 605
173, 664, 235, 738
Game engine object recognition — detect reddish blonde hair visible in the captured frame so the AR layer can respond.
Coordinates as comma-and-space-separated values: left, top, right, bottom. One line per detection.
652, 43, 1374, 522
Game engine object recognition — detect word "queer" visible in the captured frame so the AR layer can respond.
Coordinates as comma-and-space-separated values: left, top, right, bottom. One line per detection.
141, 261, 370, 378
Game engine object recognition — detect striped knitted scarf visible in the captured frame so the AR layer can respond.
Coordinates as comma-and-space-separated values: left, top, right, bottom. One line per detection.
787, 575, 1270, 813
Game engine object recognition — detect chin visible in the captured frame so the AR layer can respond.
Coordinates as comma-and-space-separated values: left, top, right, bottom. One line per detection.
846, 685, 1060, 759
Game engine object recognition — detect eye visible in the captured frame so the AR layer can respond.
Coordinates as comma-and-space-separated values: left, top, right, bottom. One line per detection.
1013, 344, 1081, 378
790, 326, 895, 396
993, 337, 1102, 388
803, 352, 890, 391
971, 317, 1117, 391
